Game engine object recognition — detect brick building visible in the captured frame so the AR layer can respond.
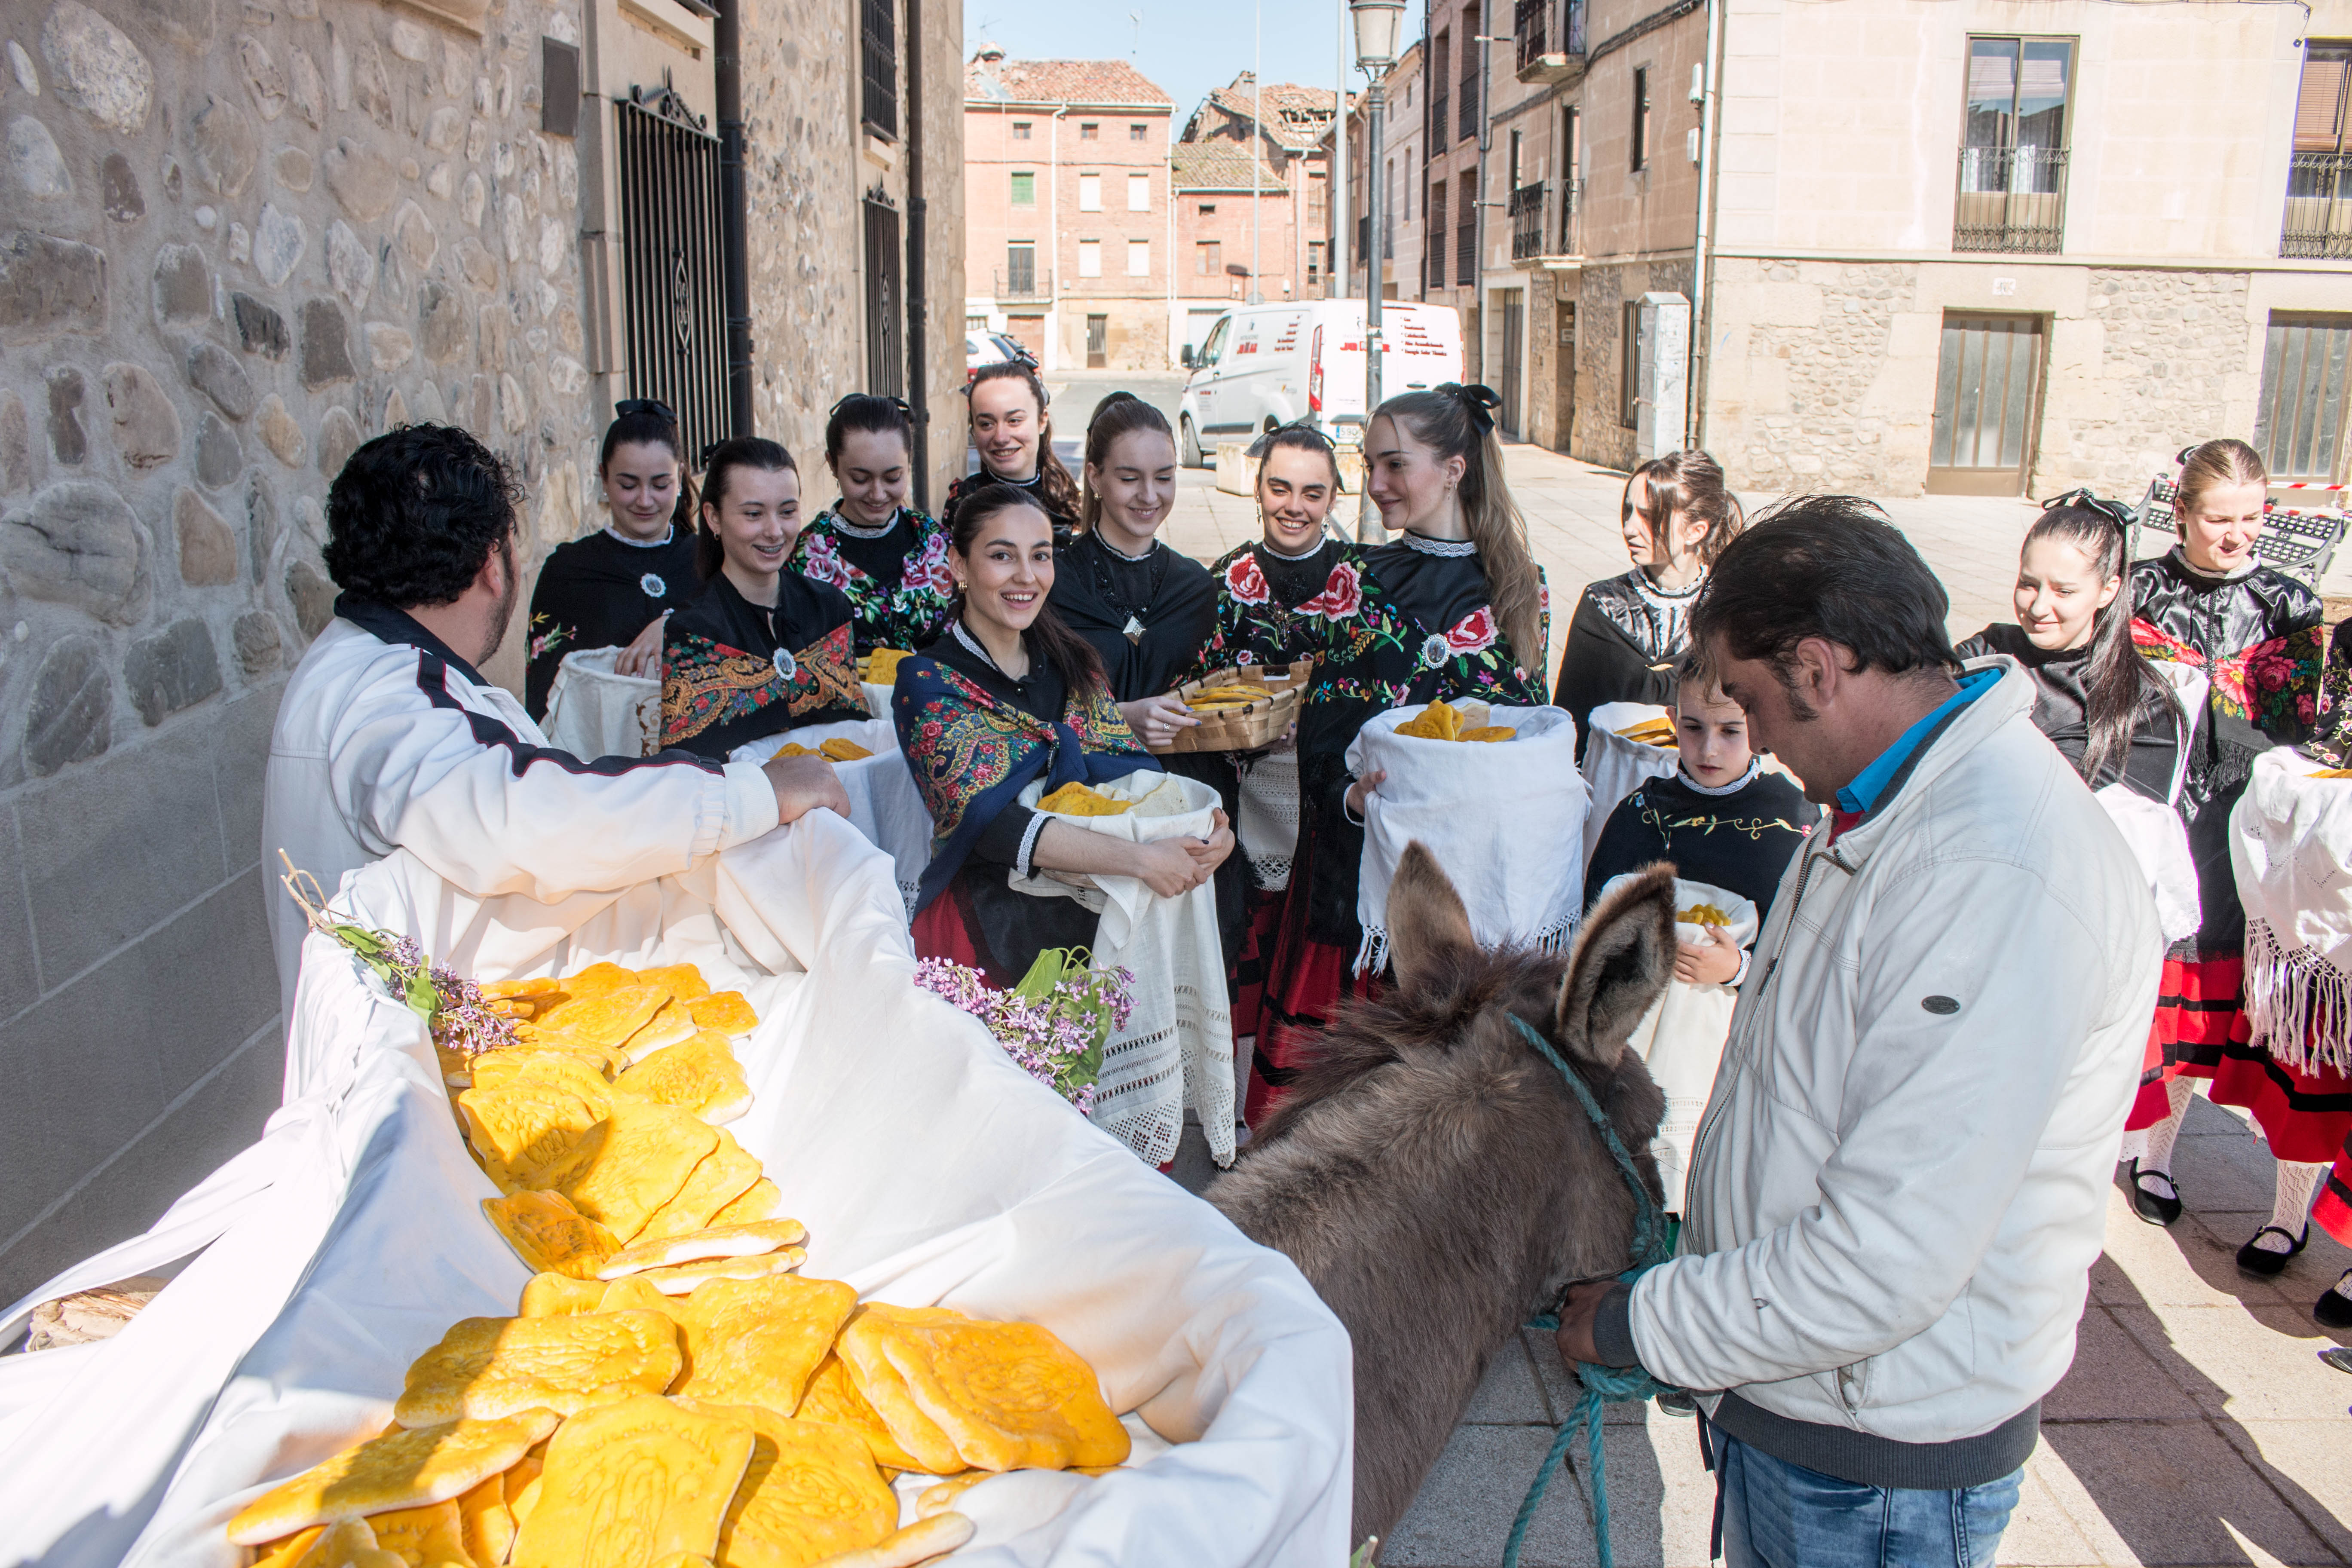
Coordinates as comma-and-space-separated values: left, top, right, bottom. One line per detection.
0, 0, 966, 1302
1170, 142, 1294, 362
962, 48, 1175, 372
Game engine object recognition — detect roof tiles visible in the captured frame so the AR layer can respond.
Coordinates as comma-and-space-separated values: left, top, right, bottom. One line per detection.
964, 53, 1175, 108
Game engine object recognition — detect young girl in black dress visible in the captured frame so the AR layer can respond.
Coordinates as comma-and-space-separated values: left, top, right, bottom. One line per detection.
938, 362, 1083, 537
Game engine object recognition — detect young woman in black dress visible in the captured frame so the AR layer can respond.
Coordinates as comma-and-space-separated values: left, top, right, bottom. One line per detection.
658, 439, 867, 760
788, 395, 958, 655
938, 361, 1083, 538
523, 400, 701, 719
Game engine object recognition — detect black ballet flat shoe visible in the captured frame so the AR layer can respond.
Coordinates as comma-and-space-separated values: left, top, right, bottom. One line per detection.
2235, 1224, 2308, 1276
2129, 1160, 2183, 1226
2317, 1271, 2352, 1331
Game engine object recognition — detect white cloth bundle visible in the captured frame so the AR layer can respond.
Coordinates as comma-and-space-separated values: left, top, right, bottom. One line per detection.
1011, 771, 1238, 1168
542, 645, 662, 759
2095, 783, 2202, 946
733, 717, 933, 915
1581, 701, 1680, 865
1605, 875, 1758, 1210
1236, 750, 1302, 891
863, 680, 896, 720
0, 812, 1349, 1567
1346, 703, 1589, 975
2230, 746, 2352, 1075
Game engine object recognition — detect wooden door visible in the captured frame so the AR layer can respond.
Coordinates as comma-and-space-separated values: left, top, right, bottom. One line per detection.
1928, 313, 2044, 496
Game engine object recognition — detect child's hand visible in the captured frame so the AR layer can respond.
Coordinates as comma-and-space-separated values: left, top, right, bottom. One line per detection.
1675, 925, 1743, 986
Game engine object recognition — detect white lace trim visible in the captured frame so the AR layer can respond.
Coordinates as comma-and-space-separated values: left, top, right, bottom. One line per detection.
604, 523, 676, 548
1260, 536, 1326, 561
1093, 534, 1161, 563
1679, 758, 1762, 796
829, 507, 901, 540
1403, 530, 1477, 558
1014, 812, 1049, 882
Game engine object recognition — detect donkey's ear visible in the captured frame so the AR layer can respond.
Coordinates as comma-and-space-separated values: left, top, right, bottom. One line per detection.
1555, 863, 1678, 1066
1386, 841, 1477, 996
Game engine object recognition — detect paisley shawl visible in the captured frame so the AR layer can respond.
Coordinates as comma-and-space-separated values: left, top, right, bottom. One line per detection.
894, 656, 1155, 913
661, 620, 862, 748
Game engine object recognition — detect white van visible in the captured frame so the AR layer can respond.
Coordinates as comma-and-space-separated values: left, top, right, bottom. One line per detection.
1175, 300, 1464, 466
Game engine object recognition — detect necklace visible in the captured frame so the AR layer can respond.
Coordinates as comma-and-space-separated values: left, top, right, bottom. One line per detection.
1403, 530, 1477, 558
830, 506, 900, 541
1084, 533, 1168, 644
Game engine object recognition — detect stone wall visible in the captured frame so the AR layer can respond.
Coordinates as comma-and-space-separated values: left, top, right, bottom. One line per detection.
1572, 255, 1691, 471
1700, 257, 2307, 500
0, 0, 597, 1303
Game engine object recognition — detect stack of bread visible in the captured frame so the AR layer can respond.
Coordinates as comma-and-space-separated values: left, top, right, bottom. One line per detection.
764, 738, 876, 763
226, 959, 1130, 1568
1393, 699, 1516, 744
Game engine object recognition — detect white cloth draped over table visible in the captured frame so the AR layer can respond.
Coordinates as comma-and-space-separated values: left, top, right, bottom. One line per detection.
1235, 750, 1302, 892
542, 645, 663, 759
0, 812, 1348, 1568
733, 716, 933, 915
1011, 771, 1238, 1170
1580, 701, 1681, 867
1345, 703, 1589, 975
2231, 746, 2352, 1075
1604, 875, 1760, 1210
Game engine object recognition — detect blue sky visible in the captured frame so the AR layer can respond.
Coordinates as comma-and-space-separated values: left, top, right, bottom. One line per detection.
961, 0, 1427, 128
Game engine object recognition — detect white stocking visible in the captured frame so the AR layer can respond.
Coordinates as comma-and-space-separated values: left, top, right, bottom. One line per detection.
2136, 1078, 2196, 1186
2251, 1161, 2327, 1251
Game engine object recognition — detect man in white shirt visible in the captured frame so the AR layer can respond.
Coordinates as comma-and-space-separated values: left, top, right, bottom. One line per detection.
263, 423, 847, 1012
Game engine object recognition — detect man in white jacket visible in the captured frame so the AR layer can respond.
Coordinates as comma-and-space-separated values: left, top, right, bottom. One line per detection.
1557, 498, 2162, 1567
263, 423, 848, 1013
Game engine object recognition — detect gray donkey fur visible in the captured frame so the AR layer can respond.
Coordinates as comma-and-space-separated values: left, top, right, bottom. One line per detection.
1207, 844, 1678, 1547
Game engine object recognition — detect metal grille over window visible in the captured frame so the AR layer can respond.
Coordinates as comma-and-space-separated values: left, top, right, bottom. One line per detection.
1427, 181, 1449, 289
1510, 181, 1546, 260
616, 83, 728, 465
861, 0, 897, 139
864, 196, 903, 398
2283, 41, 2351, 259
1953, 37, 2073, 254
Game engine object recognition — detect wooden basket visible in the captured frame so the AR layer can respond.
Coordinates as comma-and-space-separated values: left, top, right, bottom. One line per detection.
1150, 659, 1314, 755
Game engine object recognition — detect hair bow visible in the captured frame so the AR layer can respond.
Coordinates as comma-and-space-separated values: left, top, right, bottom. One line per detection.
1436, 382, 1504, 434
1245, 418, 1336, 459
615, 398, 677, 423
2037, 487, 2136, 530
830, 393, 916, 420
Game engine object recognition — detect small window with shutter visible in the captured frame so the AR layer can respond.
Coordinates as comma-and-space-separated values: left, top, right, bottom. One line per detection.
2283, 40, 2350, 257
1079, 173, 1102, 211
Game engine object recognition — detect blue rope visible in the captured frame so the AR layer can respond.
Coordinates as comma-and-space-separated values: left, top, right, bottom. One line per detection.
1500, 1017, 1678, 1568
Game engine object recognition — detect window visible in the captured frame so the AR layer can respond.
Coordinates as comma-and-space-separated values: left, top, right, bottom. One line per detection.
2283, 42, 2352, 258
1308, 241, 1322, 282
1199, 315, 1230, 365
1078, 239, 1102, 277
1130, 122, 1148, 141
1432, 31, 1451, 150
1427, 179, 1448, 288
2255, 314, 2352, 478
1010, 171, 1035, 206
1620, 300, 1643, 427
1403, 153, 1411, 220
1196, 240, 1222, 276
1127, 238, 1151, 276
1128, 172, 1151, 211
859, 0, 896, 138
1079, 173, 1102, 211
1006, 242, 1036, 294
1199, 202, 1217, 215
1458, 4, 1479, 141
863, 197, 902, 393
1954, 37, 2074, 253
1631, 67, 1650, 172
1012, 120, 1032, 140
1080, 122, 1100, 140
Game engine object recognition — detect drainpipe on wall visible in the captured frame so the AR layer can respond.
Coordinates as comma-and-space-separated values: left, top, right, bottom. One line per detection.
715, 0, 755, 438
1687, 0, 1723, 447
1472, 0, 1492, 385
1049, 105, 1069, 371
904, 0, 932, 506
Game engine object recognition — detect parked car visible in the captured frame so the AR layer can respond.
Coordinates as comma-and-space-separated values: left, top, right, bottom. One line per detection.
1175, 301, 1464, 467
965, 331, 1032, 381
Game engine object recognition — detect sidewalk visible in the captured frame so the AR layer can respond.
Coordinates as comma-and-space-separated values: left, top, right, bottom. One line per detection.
1160, 442, 2352, 1565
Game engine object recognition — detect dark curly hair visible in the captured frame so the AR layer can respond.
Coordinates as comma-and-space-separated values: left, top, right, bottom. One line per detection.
323, 424, 522, 608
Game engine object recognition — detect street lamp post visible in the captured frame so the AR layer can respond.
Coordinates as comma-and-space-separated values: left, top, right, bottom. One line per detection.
1350, 0, 1405, 429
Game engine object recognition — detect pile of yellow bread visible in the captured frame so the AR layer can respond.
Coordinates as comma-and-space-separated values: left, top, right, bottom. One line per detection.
1614, 715, 1677, 748
227, 961, 1129, 1568
1394, 699, 1516, 744
767, 738, 875, 763
861, 649, 914, 688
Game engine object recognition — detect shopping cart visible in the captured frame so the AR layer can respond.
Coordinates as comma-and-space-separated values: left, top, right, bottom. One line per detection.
2129, 475, 2348, 585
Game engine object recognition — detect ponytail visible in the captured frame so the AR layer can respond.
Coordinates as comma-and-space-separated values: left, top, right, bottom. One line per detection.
966, 361, 1082, 521
2027, 494, 2184, 784
1376, 383, 1547, 674
600, 400, 699, 539
944, 483, 1104, 696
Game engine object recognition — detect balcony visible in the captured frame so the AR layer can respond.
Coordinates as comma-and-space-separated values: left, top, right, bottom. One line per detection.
1953, 145, 2067, 254
2282, 151, 2352, 260
1514, 0, 1576, 84
991, 266, 1053, 302
1509, 181, 1547, 260
1455, 220, 1476, 289
1431, 83, 1449, 152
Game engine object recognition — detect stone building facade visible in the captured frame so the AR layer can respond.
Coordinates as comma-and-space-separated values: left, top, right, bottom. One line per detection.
0, 0, 963, 1302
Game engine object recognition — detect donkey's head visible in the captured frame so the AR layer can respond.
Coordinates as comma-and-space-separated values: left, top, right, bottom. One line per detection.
1243, 842, 1679, 1297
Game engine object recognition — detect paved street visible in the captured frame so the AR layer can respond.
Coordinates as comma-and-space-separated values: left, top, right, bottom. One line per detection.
1106, 419, 2352, 1565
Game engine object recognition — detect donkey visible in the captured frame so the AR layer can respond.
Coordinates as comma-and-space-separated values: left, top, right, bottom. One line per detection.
1207, 844, 1679, 1547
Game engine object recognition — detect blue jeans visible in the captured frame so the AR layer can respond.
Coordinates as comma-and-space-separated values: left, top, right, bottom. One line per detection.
1715, 1432, 2022, 1568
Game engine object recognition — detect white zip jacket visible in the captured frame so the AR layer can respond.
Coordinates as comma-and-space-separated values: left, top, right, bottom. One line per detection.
1626, 656, 2162, 1455
261, 596, 780, 1016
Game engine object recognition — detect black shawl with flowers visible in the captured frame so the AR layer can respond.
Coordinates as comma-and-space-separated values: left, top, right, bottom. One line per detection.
1186, 538, 1360, 682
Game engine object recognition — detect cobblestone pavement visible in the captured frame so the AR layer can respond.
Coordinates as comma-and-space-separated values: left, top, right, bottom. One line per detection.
1151, 437, 2352, 1565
